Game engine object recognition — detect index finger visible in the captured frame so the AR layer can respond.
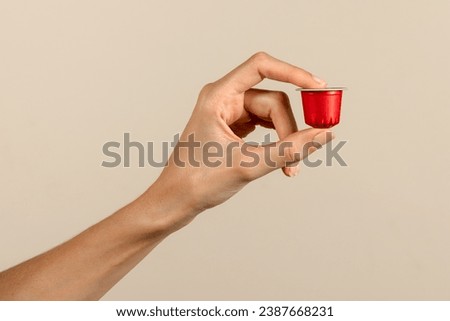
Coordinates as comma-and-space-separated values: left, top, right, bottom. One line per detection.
217, 52, 327, 94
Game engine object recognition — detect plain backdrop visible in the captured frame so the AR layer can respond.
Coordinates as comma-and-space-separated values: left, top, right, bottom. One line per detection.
1, 0, 450, 300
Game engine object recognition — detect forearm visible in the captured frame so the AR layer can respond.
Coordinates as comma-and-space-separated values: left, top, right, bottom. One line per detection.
0, 183, 195, 300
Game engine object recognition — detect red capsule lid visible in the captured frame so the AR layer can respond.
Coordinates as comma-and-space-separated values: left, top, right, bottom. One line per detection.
296, 87, 347, 92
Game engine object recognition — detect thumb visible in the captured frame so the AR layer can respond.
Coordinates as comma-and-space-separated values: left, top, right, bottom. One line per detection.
250, 129, 335, 179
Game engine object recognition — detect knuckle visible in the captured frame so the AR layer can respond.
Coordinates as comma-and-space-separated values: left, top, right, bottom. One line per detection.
271, 91, 290, 106
284, 144, 299, 164
250, 51, 270, 64
198, 82, 215, 99
197, 82, 221, 113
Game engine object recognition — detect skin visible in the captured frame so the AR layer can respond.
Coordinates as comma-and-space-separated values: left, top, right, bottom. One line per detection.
0, 52, 334, 300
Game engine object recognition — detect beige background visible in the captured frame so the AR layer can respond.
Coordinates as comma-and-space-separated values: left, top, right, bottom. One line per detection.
1, 0, 450, 300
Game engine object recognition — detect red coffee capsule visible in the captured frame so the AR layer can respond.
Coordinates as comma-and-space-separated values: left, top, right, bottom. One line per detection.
297, 87, 346, 128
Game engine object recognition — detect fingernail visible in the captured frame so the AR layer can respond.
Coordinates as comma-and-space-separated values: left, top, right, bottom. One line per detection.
313, 75, 327, 86
292, 164, 300, 176
312, 131, 335, 147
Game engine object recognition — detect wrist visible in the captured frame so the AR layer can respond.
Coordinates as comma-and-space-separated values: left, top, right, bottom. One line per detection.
137, 178, 202, 236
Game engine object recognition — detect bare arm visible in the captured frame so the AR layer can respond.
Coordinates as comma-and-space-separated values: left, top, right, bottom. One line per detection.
0, 182, 194, 300
0, 52, 334, 300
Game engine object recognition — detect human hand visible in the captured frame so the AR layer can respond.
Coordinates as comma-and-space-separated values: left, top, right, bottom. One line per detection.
147, 52, 335, 230
0, 52, 335, 300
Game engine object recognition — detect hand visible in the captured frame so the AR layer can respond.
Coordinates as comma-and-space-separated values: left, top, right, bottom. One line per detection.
0, 52, 335, 300
148, 52, 335, 229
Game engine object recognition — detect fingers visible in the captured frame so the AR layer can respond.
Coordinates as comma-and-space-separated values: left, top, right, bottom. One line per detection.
244, 89, 299, 177
218, 52, 327, 94
242, 129, 335, 180
244, 89, 297, 138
